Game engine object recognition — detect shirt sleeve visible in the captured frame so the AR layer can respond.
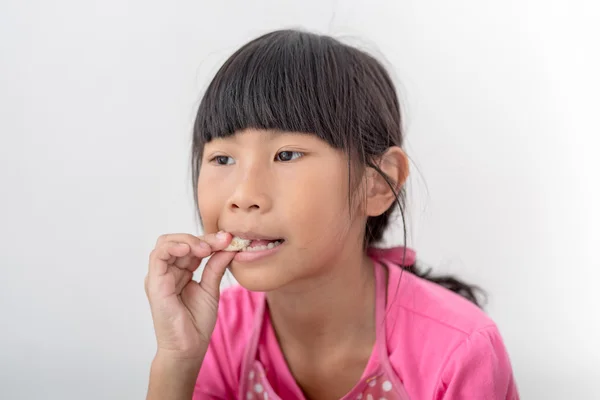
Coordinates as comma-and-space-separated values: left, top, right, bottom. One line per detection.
433, 325, 519, 400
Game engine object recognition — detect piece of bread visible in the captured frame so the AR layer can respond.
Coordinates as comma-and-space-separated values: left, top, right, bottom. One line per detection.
223, 237, 251, 251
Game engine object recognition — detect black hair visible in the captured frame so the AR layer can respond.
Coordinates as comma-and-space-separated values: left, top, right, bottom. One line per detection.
192, 29, 484, 307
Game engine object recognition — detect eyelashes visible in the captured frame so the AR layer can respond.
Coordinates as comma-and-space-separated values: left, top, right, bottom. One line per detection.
209, 151, 304, 166
274, 151, 302, 162
211, 155, 235, 165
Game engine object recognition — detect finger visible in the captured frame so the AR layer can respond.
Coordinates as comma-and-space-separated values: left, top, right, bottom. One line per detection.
155, 232, 232, 259
198, 251, 236, 300
196, 231, 232, 254
155, 241, 202, 272
149, 241, 191, 277
170, 267, 193, 294
173, 254, 202, 272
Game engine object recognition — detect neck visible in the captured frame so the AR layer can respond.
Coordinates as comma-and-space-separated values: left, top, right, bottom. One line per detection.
266, 248, 377, 352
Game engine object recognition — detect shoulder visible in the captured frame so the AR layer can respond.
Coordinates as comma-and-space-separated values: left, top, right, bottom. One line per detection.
194, 284, 262, 399
385, 267, 518, 398
394, 269, 494, 334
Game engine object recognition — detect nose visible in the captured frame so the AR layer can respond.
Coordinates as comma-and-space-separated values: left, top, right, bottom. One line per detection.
227, 167, 272, 213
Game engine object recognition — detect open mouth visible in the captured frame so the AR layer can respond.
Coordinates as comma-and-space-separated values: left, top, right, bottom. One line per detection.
241, 239, 284, 252
224, 236, 285, 252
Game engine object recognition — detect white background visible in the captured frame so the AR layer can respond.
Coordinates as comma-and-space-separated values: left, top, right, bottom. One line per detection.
1, 1, 599, 399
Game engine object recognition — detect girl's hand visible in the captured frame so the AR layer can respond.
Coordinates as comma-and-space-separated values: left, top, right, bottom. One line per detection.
144, 232, 235, 361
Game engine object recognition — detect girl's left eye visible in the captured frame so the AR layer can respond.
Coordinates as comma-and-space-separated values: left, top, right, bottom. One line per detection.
275, 151, 303, 162
211, 155, 235, 165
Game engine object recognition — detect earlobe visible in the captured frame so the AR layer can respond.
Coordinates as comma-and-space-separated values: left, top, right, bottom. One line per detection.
365, 147, 409, 217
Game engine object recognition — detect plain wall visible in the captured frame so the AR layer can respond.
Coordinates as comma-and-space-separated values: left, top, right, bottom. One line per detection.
1, 0, 598, 399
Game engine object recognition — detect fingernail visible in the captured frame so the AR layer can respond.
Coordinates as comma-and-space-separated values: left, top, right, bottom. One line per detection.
198, 241, 210, 249
217, 231, 228, 240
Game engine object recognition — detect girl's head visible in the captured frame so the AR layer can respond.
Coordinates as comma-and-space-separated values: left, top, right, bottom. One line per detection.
192, 30, 409, 291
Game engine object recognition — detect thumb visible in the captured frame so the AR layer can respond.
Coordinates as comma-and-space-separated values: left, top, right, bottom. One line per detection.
198, 251, 235, 301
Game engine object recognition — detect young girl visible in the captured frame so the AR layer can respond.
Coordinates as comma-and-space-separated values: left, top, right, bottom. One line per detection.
145, 29, 519, 400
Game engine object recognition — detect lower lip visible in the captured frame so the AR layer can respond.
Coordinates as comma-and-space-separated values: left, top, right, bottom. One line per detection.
233, 242, 284, 263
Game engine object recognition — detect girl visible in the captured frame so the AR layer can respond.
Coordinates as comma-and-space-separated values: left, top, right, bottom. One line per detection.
145, 30, 519, 400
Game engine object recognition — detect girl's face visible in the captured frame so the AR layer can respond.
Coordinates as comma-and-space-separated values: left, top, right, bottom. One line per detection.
197, 129, 368, 291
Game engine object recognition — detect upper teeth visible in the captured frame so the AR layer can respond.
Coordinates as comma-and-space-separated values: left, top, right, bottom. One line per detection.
242, 240, 283, 252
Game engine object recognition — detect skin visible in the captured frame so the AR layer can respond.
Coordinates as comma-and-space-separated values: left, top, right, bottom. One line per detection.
145, 128, 408, 400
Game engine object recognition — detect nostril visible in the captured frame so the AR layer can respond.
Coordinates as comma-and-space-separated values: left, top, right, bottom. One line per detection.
229, 202, 261, 211
230, 204, 260, 210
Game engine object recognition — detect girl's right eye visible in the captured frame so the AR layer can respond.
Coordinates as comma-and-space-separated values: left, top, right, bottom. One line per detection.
210, 155, 235, 165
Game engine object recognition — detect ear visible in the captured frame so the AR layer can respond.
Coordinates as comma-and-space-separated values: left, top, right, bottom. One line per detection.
364, 146, 409, 217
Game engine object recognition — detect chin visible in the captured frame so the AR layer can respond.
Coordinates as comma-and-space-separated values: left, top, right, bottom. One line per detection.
227, 260, 296, 292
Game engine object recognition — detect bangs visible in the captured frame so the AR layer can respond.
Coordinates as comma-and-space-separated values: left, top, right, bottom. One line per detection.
193, 30, 360, 151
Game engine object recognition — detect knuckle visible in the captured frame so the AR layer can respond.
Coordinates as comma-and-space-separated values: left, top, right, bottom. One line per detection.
155, 234, 170, 247
184, 233, 201, 245
149, 248, 159, 262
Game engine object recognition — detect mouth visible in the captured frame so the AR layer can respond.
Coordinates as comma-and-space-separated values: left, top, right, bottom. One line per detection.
231, 237, 285, 263
241, 238, 285, 252
223, 232, 285, 252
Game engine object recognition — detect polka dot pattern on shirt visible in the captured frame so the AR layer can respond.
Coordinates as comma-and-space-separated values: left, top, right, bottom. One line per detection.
247, 363, 401, 399
382, 380, 392, 392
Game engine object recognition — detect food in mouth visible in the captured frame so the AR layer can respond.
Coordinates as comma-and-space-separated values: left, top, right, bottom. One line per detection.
223, 236, 284, 252
223, 237, 252, 251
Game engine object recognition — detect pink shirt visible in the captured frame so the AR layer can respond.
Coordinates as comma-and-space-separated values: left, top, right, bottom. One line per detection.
194, 247, 519, 399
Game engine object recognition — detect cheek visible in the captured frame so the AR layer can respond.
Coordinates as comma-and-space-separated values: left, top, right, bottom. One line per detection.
278, 164, 350, 238
197, 171, 227, 231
